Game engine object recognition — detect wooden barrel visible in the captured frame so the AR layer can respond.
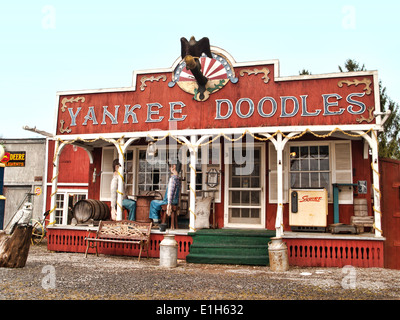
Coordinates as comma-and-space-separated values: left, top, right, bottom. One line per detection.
73, 200, 110, 223
135, 196, 153, 223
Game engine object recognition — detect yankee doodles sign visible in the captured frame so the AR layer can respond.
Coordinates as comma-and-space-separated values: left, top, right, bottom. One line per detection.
56, 42, 378, 136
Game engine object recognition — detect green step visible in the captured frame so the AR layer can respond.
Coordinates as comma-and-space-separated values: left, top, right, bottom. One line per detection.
189, 245, 267, 257
186, 253, 269, 266
186, 228, 276, 266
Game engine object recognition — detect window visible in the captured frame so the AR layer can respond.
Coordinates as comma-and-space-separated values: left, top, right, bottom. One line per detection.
55, 191, 87, 225
55, 194, 65, 225
269, 141, 352, 203
289, 145, 330, 192
185, 144, 222, 202
137, 149, 170, 193
124, 150, 135, 195
99, 144, 222, 202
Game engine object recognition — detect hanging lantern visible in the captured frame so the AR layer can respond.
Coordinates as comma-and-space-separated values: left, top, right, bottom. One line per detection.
146, 141, 157, 157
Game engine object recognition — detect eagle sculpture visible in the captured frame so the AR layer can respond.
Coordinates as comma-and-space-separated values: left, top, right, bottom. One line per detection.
180, 36, 212, 59
180, 36, 212, 101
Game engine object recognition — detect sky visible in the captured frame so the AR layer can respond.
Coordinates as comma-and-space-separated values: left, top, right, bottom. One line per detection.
0, 0, 399, 139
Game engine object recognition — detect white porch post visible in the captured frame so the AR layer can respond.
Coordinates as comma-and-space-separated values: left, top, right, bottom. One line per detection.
189, 135, 197, 231
275, 133, 284, 238
49, 140, 65, 225
116, 138, 125, 221
369, 131, 382, 237
261, 132, 298, 237
176, 134, 211, 232
354, 130, 382, 237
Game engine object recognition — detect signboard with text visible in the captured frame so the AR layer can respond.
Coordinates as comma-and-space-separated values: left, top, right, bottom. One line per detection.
1, 151, 26, 167
55, 50, 379, 136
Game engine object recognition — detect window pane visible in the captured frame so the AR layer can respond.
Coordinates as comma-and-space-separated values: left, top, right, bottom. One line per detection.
291, 173, 300, 188
300, 146, 308, 158
300, 159, 309, 171
242, 191, 250, 204
231, 177, 240, 187
242, 208, 250, 218
251, 208, 260, 218
320, 146, 329, 157
310, 146, 319, 158
291, 159, 300, 171
320, 159, 329, 170
310, 172, 320, 187
310, 159, 319, 171
301, 173, 309, 187
252, 163, 260, 177
290, 146, 299, 158
231, 191, 241, 204
321, 173, 330, 194
231, 208, 240, 218
251, 177, 260, 188
251, 191, 260, 205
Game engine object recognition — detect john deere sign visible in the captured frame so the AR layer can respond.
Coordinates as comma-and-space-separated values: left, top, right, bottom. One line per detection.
1, 151, 26, 167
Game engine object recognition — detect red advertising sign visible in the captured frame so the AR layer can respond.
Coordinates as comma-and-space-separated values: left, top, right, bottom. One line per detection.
56, 53, 378, 136
1, 152, 26, 167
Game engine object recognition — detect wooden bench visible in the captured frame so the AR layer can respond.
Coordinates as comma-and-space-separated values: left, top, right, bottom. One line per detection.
84, 220, 152, 261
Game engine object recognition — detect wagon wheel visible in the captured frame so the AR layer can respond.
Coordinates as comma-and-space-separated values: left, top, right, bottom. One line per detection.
31, 219, 45, 245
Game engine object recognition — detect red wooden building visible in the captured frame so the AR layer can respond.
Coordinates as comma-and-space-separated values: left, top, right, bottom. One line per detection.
45, 42, 397, 268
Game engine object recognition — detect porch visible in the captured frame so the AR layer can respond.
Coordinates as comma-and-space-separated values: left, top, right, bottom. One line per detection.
46, 225, 384, 268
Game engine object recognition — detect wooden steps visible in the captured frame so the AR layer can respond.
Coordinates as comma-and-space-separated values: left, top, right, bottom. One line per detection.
186, 229, 276, 266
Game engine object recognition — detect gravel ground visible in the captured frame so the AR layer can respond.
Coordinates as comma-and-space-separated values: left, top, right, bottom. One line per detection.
1, 240, 400, 301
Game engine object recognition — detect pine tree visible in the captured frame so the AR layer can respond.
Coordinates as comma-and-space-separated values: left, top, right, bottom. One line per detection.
339, 59, 400, 159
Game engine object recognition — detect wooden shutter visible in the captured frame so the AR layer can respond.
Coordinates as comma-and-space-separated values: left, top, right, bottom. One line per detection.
100, 148, 116, 201
333, 142, 353, 204
268, 143, 288, 203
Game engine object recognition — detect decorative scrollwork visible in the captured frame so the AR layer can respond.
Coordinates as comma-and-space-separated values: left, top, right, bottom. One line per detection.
338, 78, 372, 95
356, 106, 375, 123
140, 75, 167, 91
102, 223, 144, 238
240, 67, 270, 84
59, 120, 71, 134
61, 97, 85, 112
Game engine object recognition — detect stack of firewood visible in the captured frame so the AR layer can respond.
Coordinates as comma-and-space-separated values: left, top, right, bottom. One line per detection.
351, 198, 374, 233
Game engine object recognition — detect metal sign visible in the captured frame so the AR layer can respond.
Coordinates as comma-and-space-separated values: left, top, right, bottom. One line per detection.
1, 151, 26, 167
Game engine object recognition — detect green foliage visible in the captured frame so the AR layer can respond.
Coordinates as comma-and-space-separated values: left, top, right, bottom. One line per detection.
299, 69, 312, 75
339, 59, 400, 160
338, 59, 365, 72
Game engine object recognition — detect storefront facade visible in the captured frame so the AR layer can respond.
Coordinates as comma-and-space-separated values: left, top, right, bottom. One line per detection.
0, 138, 47, 228
46, 44, 388, 267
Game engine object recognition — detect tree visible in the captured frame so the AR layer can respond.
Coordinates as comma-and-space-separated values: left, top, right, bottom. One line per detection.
299, 69, 312, 75
338, 59, 365, 72
339, 59, 400, 159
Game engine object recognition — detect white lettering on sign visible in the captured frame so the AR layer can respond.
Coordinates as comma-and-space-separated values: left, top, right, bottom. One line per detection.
64, 92, 368, 128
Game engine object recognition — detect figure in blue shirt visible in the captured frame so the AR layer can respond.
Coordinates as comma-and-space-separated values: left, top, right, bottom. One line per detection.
149, 161, 181, 226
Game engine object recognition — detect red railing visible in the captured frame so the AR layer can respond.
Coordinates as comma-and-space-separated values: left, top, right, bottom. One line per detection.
47, 227, 193, 260
47, 227, 385, 267
285, 238, 384, 268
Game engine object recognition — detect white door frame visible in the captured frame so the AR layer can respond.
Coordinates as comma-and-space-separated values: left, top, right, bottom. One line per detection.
224, 142, 265, 229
